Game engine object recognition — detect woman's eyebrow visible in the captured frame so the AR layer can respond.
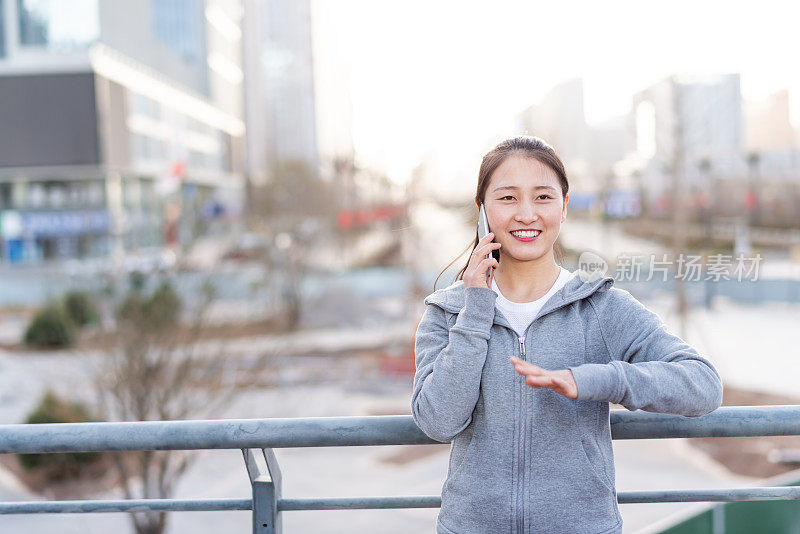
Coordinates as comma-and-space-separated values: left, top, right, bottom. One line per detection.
492, 185, 557, 193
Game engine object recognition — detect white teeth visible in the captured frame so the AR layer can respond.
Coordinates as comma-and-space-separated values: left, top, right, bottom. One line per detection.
511, 230, 541, 238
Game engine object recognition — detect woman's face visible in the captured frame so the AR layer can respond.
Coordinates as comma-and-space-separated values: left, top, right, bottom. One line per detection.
483, 155, 568, 264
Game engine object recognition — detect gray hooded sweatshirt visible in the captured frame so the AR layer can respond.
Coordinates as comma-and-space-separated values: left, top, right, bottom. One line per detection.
412, 272, 724, 534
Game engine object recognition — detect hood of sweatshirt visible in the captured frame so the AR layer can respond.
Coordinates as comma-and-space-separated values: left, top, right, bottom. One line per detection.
424, 269, 616, 330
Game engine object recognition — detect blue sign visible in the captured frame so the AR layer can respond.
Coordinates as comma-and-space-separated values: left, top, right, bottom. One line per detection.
20, 210, 110, 237
5, 239, 23, 262
604, 190, 641, 218
567, 192, 598, 211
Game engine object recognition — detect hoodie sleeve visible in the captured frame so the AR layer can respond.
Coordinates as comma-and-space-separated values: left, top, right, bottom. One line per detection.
566, 288, 723, 417
411, 286, 497, 442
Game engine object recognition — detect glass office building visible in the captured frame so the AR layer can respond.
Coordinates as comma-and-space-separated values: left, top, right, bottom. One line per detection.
0, 0, 245, 263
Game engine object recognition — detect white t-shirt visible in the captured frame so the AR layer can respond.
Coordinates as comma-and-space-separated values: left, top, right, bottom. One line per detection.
491, 267, 575, 337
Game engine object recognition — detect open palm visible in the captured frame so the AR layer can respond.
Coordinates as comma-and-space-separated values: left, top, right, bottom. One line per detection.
510, 356, 578, 399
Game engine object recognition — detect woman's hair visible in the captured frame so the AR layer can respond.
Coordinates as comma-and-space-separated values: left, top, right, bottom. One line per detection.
433, 135, 570, 291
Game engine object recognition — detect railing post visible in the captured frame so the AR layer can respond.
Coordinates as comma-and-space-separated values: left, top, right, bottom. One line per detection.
712, 504, 725, 534
242, 448, 282, 534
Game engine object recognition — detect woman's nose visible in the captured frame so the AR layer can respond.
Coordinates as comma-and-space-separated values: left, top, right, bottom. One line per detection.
515, 203, 539, 222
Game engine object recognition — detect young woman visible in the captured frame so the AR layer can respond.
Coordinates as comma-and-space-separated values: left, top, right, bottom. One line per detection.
411, 136, 724, 534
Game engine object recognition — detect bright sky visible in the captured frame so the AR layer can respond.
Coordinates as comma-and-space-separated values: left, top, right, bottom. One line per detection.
315, 0, 800, 189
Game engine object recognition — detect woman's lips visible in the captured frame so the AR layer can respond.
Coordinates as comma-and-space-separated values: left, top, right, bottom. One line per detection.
511, 232, 541, 242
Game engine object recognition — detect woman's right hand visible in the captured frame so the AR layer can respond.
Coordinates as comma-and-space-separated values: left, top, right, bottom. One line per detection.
463, 233, 501, 289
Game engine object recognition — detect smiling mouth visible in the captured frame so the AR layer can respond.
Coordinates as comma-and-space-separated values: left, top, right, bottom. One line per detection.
510, 230, 542, 239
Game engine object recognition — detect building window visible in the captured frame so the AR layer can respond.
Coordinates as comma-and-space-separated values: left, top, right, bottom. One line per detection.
17, 0, 99, 50
0, 0, 6, 58
0, 183, 10, 208
151, 0, 205, 65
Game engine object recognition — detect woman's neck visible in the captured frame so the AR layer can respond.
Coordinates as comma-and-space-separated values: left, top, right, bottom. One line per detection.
492, 251, 561, 303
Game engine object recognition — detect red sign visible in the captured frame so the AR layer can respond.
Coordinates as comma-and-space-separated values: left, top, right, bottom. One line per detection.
170, 160, 187, 179
744, 191, 758, 210
337, 204, 406, 230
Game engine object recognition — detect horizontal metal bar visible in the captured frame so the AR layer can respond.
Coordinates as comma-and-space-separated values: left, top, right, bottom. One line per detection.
610, 405, 800, 440
0, 415, 429, 453
0, 405, 797, 454
617, 486, 800, 503
277, 496, 442, 511
1, 486, 798, 515
277, 487, 800, 510
0, 496, 441, 515
0, 498, 252, 514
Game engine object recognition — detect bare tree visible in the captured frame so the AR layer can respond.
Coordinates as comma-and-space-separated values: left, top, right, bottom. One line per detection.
92, 278, 269, 534
248, 158, 341, 330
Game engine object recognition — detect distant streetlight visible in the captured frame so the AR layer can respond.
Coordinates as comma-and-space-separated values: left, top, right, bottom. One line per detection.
746, 152, 760, 227
697, 157, 713, 309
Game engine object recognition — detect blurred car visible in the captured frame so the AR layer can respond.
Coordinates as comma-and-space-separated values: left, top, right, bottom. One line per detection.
222, 232, 270, 262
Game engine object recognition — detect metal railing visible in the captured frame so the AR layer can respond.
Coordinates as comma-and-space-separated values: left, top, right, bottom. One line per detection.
0, 405, 799, 533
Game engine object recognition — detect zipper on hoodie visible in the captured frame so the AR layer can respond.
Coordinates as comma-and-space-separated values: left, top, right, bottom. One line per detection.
517, 335, 526, 533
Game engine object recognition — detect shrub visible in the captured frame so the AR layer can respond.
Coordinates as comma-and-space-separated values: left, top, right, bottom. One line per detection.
23, 304, 76, 348
116, 281, 181, 334
145, 282, 181, 329
63, 291, 99, 327
17, 390, 104, 479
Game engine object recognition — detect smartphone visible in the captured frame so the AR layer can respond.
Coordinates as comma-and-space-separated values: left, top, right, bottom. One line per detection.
478, 204, 500, 284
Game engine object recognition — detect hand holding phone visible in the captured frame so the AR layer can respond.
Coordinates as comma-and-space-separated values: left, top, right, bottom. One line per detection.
478, 204, 501, 262
464, 204, 500, 288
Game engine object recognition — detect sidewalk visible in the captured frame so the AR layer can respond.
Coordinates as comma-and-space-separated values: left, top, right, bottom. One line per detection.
613, 436, 758, 533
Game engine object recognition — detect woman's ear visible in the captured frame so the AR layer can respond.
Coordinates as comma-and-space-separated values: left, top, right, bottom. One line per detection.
561, 193, 569, 222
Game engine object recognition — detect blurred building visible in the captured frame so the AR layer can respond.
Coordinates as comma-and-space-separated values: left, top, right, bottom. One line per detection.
744, 90, 800, 183
518, 79, 588, 176
243, 0, 319, 183
516, 78, 634, 210
309, 0, 355, 181
745, 90, 795, 153
630, 74, 747, 214
0, 0, 245, 263
241, 0, 355, 235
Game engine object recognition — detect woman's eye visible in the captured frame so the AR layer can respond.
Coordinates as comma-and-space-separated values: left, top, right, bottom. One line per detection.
500, 196, 514, 201
538, 195, 552, 200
